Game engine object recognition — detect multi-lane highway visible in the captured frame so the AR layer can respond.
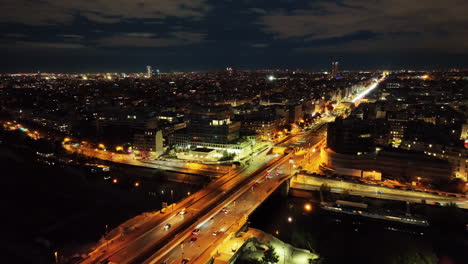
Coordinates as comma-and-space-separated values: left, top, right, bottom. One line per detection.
139, 131, 329, 264
143, 152, 295, 264
291, 177, 468, 209
75, 75, 389, 263
64, 144, 228, 177
79, 147, 286, 264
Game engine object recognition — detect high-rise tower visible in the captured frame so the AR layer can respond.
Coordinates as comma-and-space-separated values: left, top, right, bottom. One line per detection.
146, 66, 152, 78
331, 61, 339, 79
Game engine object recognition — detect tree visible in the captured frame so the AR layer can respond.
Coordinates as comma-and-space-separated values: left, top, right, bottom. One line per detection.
319, 183, 331, 193
309, 258, 324, 264
236, 259, 262, 264
291, 229, 317, 252
219, 150, 235, 161
340, 189, 351, 199
262, 245, 279, 264
391, 245, 438, 264
319, 183, 332, 202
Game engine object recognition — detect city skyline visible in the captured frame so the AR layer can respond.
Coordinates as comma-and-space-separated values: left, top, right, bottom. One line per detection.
1, 67, 467, 264
2, 0, 468, 72
1, 1, 467, 264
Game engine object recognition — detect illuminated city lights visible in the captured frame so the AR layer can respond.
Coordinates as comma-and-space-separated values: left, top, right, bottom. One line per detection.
352, 80, 381, 103
1, 0, 467, 263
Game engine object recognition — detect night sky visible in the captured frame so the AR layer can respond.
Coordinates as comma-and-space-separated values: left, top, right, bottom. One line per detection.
1, 0, 468, 73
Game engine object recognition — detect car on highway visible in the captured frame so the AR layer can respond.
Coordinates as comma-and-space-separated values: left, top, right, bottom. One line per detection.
253, 182, 259, 187
179, 208, 187, 215
181, 258, 189, 264
212, 231, 218, 236
163, 224, 171, 230
221, 207, 229, 214
189, 237, 197, 243
192, 228, 200, 235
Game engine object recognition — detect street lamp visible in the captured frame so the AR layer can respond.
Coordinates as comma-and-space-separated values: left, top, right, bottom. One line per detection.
181, 242, 184, 259
171, 189, 174, 211
287, 217, 293, 223
54, 251, 58, 263
282, 245, 286, 264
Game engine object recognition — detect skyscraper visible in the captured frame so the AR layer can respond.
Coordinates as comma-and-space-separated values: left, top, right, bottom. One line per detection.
331, 61, 339, 79
146, 66, 152, 78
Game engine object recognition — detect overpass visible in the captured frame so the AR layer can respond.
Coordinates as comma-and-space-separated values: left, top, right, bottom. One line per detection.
72, 117, 326, 264
77, 147, 279, 263
64, 144, 230, 178
75, 134, 325, 264
121, 138, 325, 264
73, 76, 386, 264
141, 153, 298, 264
290, 174, 468, 209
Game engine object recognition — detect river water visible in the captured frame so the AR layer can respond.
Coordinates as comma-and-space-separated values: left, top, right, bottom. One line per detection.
247, 192, 454, 264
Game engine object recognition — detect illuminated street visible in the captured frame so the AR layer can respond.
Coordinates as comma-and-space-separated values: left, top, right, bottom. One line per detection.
3, 1, 468, 263
144, 152, 295, 264
78, 147, 281, 264
72, 76, 391, 264
291, 176, 468, 209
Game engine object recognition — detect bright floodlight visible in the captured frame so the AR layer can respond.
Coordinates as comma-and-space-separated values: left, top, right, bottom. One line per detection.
268, 75, 275, 81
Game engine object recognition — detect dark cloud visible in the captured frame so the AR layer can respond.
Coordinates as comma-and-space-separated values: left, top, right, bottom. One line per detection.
4, 41, 86, 50
124, 33, 157, 38
96, 32, 205, 47
251, 43, 269, 48
57, 34, 84, 39
0, 0, 210, 25
259, 0, 468, 52
3, 33, 28, 38
1, 0, 468, 72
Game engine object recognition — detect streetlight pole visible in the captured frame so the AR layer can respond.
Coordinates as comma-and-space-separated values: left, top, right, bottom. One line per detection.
54, 251, 59, 264
181, 242, 184, 259
171, 189, 174, 212
105, 224, 109, 249
283, 246, 286, 264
